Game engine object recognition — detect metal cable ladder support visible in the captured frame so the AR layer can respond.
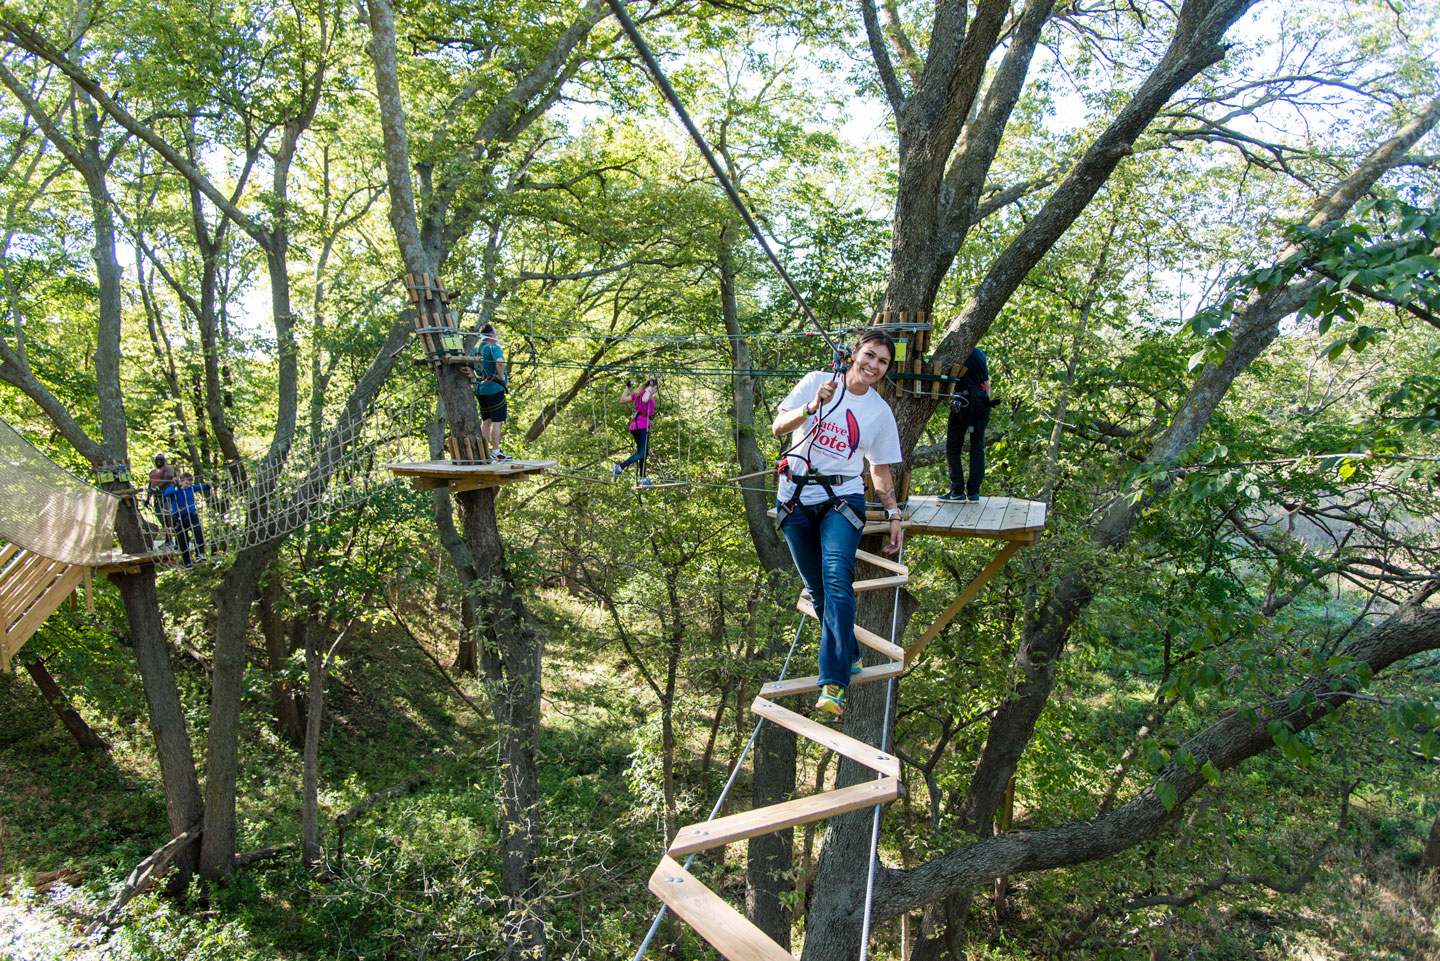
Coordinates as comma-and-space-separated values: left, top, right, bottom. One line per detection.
635, 547, 910, 960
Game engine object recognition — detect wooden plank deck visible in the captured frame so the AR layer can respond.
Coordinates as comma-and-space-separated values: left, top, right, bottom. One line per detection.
385, 459, 557, 492
767, 494, 1045, 542
902, 494, 1046, 543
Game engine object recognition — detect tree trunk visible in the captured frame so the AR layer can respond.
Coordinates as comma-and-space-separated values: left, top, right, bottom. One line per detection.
199, 544, 279, 881
1424, 807, 1440, 870
301, 619, 326, 874
259, 574, 304, 746
800, 552, 916, 960
24, 656, 107, 750
110, 552, 204, 891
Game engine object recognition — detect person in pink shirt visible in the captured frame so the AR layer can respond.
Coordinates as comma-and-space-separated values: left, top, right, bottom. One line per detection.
613, 376, 657, 486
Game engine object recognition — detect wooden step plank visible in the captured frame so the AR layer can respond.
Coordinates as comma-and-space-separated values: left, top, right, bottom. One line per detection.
2, 562, 83, 673
794, 598, 905, 661
0, 555, 62, 619
852, 574, 908, 592
852, 549, 909, 575
750, 696, 900, 778
649, 856, 794, 961
760, 662, 903, 697
668, 778, 900, 857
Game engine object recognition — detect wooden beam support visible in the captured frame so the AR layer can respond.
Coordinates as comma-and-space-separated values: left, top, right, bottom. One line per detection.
906, 539, 1023, 667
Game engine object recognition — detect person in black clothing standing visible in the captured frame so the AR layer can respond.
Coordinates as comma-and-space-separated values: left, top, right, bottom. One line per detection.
939, 346, 991, 502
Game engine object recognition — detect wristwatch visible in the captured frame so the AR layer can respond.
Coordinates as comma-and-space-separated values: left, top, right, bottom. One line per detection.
886, 508, 903, 521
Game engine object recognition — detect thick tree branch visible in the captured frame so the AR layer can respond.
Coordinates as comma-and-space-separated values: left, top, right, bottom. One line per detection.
861, 0, 906, 114
876, 589, 1440, 918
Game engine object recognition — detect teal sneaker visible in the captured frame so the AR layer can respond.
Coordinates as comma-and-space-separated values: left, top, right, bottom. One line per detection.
851, 659, 863, 676
815, 684, 844, 717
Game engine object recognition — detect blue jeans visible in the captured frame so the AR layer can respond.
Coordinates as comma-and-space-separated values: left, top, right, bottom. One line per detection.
778, 494, 865, 689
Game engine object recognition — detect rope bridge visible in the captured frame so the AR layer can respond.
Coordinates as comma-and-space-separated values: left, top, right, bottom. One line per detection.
0, 417, 120, 671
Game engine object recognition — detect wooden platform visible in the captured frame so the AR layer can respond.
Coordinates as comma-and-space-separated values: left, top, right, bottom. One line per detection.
902, 494, 1046, 543
767, 494, 1046, 542
385, 459, 557, 493
91, 548, 179, 575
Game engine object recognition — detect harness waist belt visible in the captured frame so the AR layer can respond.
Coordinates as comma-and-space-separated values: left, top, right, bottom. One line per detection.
792, 473, 858, 487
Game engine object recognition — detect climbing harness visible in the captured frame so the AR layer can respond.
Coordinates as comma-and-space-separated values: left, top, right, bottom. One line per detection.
774, 468, 866, 532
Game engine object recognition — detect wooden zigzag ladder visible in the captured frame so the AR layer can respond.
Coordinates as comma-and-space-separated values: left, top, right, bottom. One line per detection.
642, 494, 1047, 960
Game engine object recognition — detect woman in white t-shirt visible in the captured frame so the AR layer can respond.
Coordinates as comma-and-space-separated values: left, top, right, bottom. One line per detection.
772, 329, 904, 717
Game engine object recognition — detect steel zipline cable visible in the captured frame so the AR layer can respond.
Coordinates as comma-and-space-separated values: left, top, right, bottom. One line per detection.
602, 0, 848, 366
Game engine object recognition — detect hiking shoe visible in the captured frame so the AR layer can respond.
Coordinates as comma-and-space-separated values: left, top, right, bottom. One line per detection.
937, 491, 966, 501
967, 493, 980, 502
851, 659, 863, 676
815, 684, 844, 716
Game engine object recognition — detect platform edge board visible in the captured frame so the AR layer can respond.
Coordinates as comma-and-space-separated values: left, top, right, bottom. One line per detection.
750, 696, 901, 778
648, 857, 795, 961
667, 777, 900, 857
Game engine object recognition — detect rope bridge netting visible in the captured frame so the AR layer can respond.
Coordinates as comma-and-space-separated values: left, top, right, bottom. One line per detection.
136, 399, 435, 560
0, 417, 119, 566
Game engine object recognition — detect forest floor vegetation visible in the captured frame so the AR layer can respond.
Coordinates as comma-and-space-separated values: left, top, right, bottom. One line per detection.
1, 582, 1437, 959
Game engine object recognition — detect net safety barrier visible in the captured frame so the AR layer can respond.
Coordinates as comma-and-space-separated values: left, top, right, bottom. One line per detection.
0, 417, 119, 566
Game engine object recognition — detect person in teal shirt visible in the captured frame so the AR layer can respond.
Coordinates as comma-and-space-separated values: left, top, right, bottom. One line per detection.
470, 323, 510, 460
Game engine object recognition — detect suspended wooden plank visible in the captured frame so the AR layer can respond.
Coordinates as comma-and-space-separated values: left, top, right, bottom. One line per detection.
853, 548, 909, 574
750, 697, 901, 777
760, 661, 902, 698
669, 777, 900, 857
795, 598, 905, 661
648, 857, 794, 961
852, 574, 908, 593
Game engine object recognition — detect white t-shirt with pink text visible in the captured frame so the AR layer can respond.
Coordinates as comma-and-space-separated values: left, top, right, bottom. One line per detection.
777, 371, 902, 506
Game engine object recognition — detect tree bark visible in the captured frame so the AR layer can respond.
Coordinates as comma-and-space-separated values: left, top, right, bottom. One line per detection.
259, 575, 304, 747
301, 620, 326, 874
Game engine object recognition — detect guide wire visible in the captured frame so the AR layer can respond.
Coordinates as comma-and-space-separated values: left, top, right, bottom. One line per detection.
859, 542, 906, 961
602, 0, 847, 363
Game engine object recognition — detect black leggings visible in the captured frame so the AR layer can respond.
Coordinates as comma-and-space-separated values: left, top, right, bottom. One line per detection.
618, 427, 649, 477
